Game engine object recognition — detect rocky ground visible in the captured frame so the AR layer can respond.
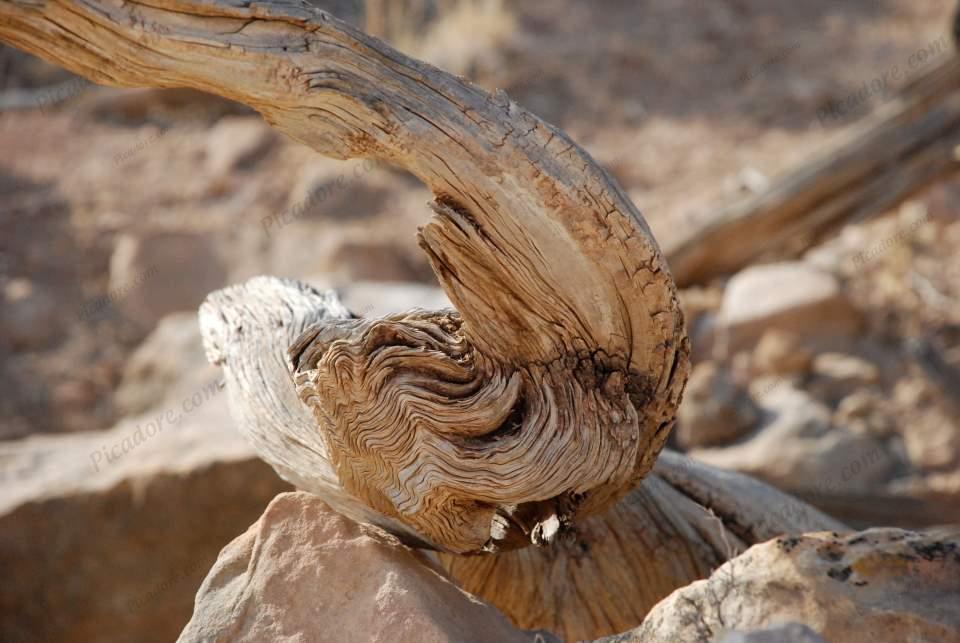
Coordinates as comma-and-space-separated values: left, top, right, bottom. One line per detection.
1, 0, 958, 641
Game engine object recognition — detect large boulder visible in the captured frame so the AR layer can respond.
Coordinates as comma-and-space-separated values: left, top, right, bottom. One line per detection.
0, 386, 289, 643
108, 231, 228, 328
114, 312, 218, 416
178, 492, 549, 643
613, 528, 960, 642
717, 262, 861, 355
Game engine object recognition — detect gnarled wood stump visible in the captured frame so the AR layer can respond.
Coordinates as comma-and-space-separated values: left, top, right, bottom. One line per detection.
0, 2, 845, 638
0, 0, 688, 555
199, 276, 842, 640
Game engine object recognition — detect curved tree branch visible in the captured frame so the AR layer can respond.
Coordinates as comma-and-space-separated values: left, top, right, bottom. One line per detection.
0, 0, 689, 554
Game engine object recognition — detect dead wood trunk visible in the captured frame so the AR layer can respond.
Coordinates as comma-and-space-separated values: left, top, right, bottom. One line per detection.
666, 52, 960, 287
0, 0, 689, 555
438, 450, 845, 641
198, 275, 845, 640
0, 2, 845, 639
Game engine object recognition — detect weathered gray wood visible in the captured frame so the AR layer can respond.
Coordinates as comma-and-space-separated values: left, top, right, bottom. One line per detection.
667, 53, 960, 286
652, 450, 846, 540
198, 277, 435, 547
199, 274, 847, 639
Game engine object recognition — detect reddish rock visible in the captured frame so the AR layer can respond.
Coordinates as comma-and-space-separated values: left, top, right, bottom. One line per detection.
178, 492, 547, 643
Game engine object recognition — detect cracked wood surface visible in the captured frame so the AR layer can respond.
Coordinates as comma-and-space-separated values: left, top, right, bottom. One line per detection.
198, 276, 843, 639
0, 0, 689, 554
439, 450, 846, 641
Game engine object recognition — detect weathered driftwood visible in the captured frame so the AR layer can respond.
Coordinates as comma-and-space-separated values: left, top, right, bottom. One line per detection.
439, 450, 845, 641
0, 2, 850, 638
667, 53, 960, 286
199, 277, 439, 547
201, 276, 846, 639
3, 0, 688, 554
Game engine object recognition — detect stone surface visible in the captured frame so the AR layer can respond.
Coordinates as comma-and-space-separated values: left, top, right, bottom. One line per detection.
808, 352, 881, 405
178, 492, 545, 643
692, 384, 893, 494
676, 361, 759, 449
751, 329, 813, 377
114, 312, 218, 416
717, 623, 826, 643
0, 386, 290, 643
0, 277, 60, 349
204, 116, 276, 175
109, 231, 228, 328
717, 262, 861, 354
615, 528, 960, 643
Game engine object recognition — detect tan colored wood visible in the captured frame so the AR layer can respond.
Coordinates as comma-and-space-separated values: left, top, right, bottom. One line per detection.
0, 0, 688, 554
196, 270, 845, 639
439, 450, 846, 641
666, 54, 960, 286
1, 7, 859, 639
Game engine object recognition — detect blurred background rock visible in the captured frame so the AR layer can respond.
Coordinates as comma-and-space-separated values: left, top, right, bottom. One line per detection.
0, 1, 958, 641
